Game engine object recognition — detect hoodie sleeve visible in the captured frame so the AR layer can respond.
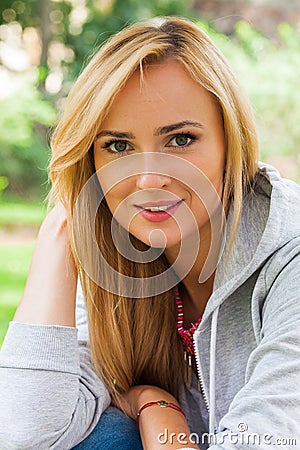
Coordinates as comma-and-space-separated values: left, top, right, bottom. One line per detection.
0, 283, 110, 450
209, 241, 300, 449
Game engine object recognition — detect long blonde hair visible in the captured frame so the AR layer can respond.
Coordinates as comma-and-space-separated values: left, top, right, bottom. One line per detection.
49, 17, 259, 400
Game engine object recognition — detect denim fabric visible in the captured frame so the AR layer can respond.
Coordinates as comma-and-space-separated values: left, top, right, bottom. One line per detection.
72, 406, 143, 450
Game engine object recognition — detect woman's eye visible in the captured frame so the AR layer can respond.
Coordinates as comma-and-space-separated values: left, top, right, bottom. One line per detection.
168, 134, 195, 147
104, 140, 131, 153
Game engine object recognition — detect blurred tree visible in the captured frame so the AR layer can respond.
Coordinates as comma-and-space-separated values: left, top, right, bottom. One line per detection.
0, 0, 194, 198
200, 20, 300, 180
0, 1, 299, 200
66, 0, 193, 77
39, 0, 51, 70
0, 0, 193, 90
0, 0, 39, 27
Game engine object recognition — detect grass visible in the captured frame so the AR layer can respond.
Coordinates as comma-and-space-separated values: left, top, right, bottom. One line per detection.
0, 243, 35, 347
0, 199, 45, 347
0, 198, 47, 228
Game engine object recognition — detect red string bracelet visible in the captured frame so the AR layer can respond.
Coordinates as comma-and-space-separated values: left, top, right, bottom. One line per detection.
136, 400, 185, 429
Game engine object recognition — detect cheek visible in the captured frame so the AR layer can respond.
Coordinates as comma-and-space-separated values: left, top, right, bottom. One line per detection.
102, 180, 132, 216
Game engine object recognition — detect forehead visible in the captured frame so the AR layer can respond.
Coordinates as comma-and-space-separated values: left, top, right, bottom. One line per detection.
100, 60, 220, 130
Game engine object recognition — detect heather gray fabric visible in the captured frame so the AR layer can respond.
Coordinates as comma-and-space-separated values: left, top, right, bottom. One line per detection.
0, 163, 299, 449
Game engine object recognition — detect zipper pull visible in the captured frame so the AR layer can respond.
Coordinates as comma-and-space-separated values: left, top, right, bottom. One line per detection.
187, 354, 192, 387
184, 350, 187, 383
197, 377, 201, 392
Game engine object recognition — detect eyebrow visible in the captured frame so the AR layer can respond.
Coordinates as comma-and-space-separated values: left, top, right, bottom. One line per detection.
95, 120, 204, 140
154, 121, 204, 135
95, 130, 135, 140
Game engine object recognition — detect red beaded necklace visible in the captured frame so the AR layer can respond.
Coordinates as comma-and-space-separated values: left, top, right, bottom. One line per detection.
176, 287, 202, 355
176, 287, 202, 388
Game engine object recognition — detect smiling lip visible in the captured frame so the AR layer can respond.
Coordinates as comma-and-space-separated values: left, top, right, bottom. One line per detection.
135, 200, 183, 222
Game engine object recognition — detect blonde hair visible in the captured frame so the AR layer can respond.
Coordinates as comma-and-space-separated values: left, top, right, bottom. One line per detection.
49, 17, 259, 400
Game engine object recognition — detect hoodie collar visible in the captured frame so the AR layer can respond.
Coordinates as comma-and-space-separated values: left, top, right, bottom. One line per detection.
202, 163, 299, 321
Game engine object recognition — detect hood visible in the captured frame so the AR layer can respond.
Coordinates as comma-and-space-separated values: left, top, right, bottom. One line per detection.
204, 162, 300, 320
196, 162, 300, 435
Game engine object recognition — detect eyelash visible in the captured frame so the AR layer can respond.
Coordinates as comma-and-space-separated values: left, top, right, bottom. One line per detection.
101, 132, 197, 155
166, 133, 197, 149
102, 140, 133, 155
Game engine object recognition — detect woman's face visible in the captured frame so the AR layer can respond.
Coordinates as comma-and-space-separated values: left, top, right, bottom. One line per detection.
94, 60, 225, 249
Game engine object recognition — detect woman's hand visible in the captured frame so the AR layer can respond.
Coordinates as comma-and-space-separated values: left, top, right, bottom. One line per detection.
114, 385, 179, 419
13, 203, 78, 327
115, 385, 199, 449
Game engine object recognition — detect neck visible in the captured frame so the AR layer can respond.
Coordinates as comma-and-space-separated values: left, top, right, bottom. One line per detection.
165, 223, 217, 321
179, 273, 215, 324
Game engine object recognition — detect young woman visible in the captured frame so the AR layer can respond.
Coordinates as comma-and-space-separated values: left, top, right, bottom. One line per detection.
0, 17, 299, 450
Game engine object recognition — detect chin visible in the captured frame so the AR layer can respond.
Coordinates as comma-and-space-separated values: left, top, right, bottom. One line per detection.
133, 230, 181, 250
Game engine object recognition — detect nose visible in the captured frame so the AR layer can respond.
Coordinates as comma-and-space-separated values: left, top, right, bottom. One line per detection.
136, 172, 172, 190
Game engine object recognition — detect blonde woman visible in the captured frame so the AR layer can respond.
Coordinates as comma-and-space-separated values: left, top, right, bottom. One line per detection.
0, 17, 300, 450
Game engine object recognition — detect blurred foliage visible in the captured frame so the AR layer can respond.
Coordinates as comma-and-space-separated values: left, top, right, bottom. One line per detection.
0, 71, 56, 198
1, 0, 39, 26
0, 0, 194, 199
0, 176, 9, 198
0, 1, 299, 200
204, 21, 300, 175
0, 0, 193, 80
67, 0, 193, 78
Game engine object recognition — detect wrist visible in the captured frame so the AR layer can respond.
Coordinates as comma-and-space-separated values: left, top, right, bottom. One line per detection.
134, 386, 178, 415
136, 399, 185, 429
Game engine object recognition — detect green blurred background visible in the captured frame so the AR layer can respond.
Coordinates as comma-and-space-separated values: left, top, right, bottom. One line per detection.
1, 0, 300, 346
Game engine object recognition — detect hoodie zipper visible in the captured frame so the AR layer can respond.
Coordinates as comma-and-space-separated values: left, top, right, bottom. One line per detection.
194, 308, 219, 435
193, 330, 210, 413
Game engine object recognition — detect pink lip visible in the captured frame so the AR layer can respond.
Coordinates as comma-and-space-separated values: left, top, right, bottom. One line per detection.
135, 200, 183, 223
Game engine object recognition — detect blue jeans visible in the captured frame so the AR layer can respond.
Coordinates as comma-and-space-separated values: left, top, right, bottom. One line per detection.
72, 406, 143, 450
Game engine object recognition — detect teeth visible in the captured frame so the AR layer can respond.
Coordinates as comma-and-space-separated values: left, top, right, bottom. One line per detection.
143, 202, 178, 212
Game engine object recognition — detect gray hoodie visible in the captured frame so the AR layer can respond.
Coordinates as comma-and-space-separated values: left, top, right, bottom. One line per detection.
0, 163, 299, 449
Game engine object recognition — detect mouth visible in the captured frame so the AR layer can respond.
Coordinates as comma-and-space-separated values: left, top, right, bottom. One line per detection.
135, 200, 183, 212
134, 199, 183, 222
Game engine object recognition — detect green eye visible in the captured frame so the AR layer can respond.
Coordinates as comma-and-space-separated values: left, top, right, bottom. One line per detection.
111, 141, 128, 152
168, 133, 196, 148
174, 135, 190, 146
102, 140, 132, 153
